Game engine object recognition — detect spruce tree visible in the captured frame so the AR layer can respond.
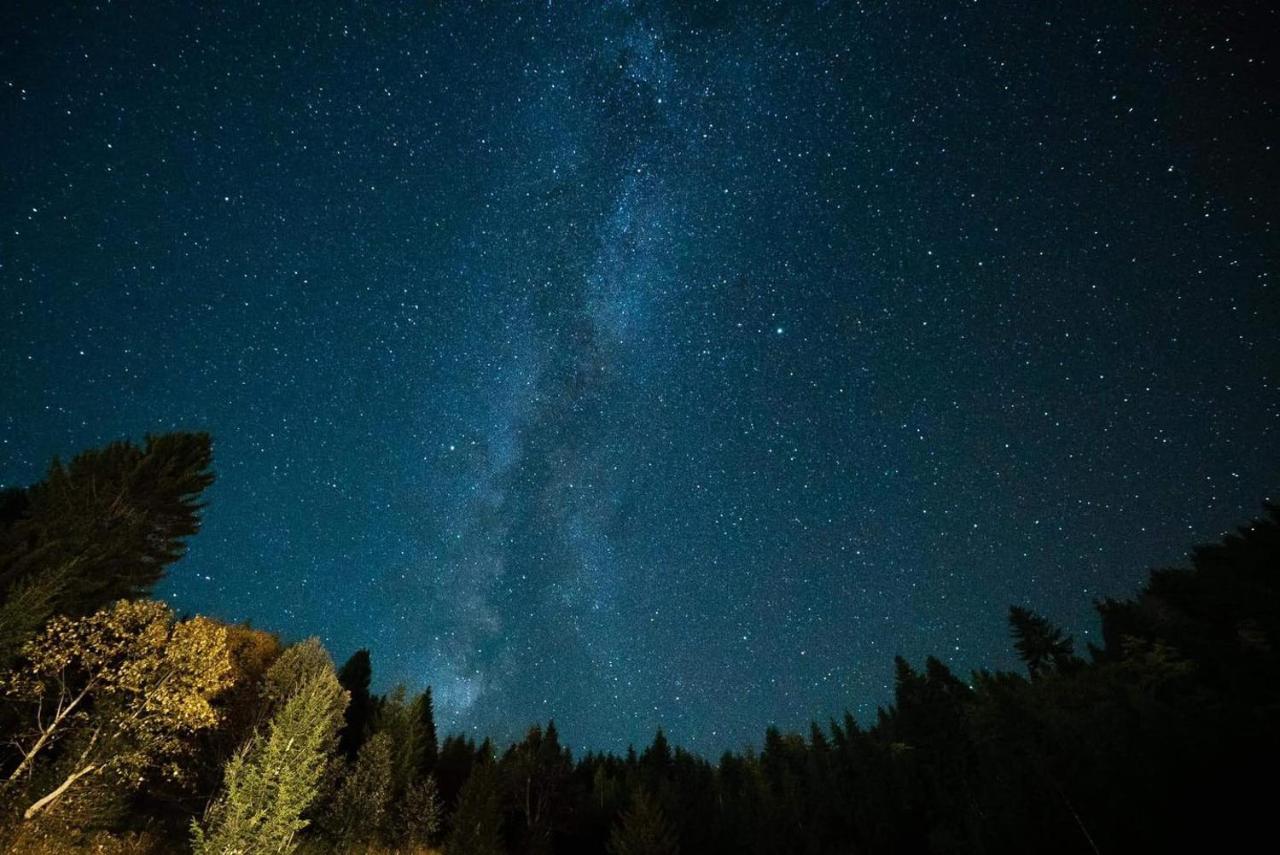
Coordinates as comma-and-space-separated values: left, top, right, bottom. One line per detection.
607, 789, 679, 855
191, 639, 348, 855
1009, 606, 1078, 678
445, 758, 505, 855
336, 648, 374, 759
415, 685, 440, 776
0, 433, 214, 663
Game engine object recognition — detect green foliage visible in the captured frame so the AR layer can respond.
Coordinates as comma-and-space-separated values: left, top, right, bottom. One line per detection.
0, 433, 214, 664
324, 731, 394, 848
1, 599, 233, 820
396, 773, 443, 846
191, 638, 348, 855
4, 432, 1278, 854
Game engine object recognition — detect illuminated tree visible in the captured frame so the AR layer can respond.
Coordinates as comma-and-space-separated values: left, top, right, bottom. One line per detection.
191, 638, 347, 855
1, 599, 232, 820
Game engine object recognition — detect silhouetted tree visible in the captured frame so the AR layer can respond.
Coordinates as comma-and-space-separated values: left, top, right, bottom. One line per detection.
607, 789, 678, 855
446, 755, 504, 855
0, 433, 214, 664
336, 649, 374, 759
1009, 606, 1079, 678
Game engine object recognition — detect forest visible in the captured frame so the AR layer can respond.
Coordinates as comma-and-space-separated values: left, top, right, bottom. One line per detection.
0, 431, 1274, 853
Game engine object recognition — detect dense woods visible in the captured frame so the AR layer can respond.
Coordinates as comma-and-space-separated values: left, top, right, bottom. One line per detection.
0, 433, 1275, 853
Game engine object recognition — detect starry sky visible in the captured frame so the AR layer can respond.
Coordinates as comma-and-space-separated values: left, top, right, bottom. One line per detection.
1, 1, 1276, 754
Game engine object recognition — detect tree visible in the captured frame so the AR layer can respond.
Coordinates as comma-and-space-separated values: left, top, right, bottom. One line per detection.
445, 757, 505, 855
435, 733, 479, 814
375, 685, 436, 797
191, 638, 348, 855
396, 773, 443, 847
1009, 606, 1079, 678
0, 599, 232, 820
607, 789, 679, 855
0, 433, 214, 663
503, 721, 572, 852
336, 649, 373, 759
414, 685, 439, 776
324, 730, 394, 848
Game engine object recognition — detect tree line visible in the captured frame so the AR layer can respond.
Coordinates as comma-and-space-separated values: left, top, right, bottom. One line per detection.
0, 431, 1275, 853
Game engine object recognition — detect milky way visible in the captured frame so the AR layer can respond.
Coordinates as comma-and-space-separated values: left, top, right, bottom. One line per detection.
1, 1, 1276, 753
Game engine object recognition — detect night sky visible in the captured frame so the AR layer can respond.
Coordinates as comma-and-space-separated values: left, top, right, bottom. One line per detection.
2, 1, 1276, 754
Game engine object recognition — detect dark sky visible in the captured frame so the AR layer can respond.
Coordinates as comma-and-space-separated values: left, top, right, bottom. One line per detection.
1, 1, 1276, 754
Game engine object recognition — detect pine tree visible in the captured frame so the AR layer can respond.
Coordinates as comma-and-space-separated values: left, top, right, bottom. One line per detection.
191, 638, 348, 855
1009, 606, 1078, 678
336, 648, 374, 759
324, 731, 394, 848
397, 773, 443, 847
0, 433, 214, 663
607, 789, 679, 855
445, 758, 505, 855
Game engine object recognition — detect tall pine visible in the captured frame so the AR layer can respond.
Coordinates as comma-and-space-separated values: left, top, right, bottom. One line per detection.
336, 648, 374, 759
192, 639, 348, 855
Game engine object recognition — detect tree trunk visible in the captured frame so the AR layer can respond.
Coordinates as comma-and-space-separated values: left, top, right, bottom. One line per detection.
23, 763, 97, 821
7, 727, 55, 784
7, 686, 91, 783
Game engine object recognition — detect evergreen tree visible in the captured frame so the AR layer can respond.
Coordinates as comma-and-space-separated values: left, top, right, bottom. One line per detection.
0, 433, 214, 663
445, 757, 505, 855
607, 789, 679, 855
639, 729, 672, 787
503, 721, 572, 853
415, 685, 440, 776
336, 648, 374, 759
324, 731, 394, 848
396, 773, 443, 847
436, 733, 479, 814
1009, 606, 1079, 678
191, 639, 348, 855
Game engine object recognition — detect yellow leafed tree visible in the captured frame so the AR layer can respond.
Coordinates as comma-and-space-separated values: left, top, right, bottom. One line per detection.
1, 599, 233, 821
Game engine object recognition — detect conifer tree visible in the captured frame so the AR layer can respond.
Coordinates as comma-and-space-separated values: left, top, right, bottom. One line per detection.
415, 685, 440, 776
397, 773, 443, 847
607, 789, 679, 855
1009, 606, 1079, 678
445, 757, 505, 855
0, 433, 214, 663
336, 648, 374, 759
324, 731, 394, 848
191, 638, 348, 855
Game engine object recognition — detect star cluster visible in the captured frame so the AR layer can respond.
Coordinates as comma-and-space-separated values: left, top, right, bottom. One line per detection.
1, 1, 1276, 753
